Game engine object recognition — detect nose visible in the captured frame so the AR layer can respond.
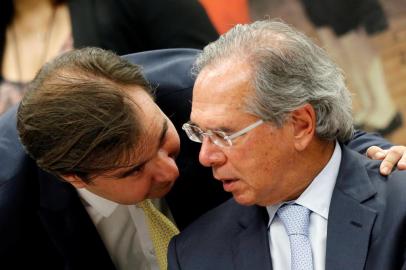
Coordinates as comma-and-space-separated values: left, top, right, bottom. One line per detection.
198, 137, 226, 167
151, 150, 179, 183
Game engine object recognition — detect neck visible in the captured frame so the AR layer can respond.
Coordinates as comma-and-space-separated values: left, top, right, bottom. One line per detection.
13, 0, 56, 30
285, 139, 336, 201
14, 0, 53, 14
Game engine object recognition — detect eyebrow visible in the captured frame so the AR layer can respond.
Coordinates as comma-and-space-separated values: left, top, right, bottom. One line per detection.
116, 118, 168, 179
158, 118, 169, 148
188, 120, 233, 133
119, 163, 144, 178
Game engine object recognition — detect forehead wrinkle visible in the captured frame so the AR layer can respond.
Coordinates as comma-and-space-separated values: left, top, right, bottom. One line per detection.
191, 59, 255, 128
193, 59, 254, 103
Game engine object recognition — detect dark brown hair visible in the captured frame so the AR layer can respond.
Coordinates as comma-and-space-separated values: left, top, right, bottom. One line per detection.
17, 47, 153, 182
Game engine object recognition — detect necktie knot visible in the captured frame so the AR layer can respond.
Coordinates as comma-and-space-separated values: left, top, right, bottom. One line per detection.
277, 204, 310, 236
138, 199, 156, 212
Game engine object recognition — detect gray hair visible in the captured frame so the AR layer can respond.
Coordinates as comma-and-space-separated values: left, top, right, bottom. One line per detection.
193, 20, 354, 142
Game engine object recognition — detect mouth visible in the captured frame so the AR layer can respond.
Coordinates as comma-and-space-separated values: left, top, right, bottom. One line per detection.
221, 179, 239, 192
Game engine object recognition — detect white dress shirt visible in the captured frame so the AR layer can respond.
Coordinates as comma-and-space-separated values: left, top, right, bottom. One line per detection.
77, 189, 161, 270
266, 141, 342, 270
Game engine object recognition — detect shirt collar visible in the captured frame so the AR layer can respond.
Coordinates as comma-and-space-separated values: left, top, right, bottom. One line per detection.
77, 188, 119, 218
266, 141, 341, 225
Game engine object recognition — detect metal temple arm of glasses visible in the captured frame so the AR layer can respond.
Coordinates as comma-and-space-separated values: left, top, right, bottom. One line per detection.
225, 119, 264, 141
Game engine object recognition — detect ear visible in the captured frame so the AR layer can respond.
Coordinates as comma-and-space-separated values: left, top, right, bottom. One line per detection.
60, 174, 88, 189
290, 103, 316, 151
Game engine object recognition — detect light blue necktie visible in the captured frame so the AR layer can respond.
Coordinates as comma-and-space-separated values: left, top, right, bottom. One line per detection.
277, 204, 314, 270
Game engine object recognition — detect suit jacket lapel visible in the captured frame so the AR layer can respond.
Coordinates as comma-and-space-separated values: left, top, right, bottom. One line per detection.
38, 170, 116, 269
326, 146, 377, 270
232, 205, 273, 270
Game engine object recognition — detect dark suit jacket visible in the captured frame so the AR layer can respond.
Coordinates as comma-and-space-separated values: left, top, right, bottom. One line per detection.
168, 145, 406, 270
0, 48, 395, 269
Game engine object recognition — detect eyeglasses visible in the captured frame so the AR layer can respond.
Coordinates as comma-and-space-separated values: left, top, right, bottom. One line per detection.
182, 119, 265, 147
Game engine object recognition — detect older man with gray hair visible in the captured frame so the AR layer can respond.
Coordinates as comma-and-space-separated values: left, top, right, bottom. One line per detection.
168, 20, 406, 270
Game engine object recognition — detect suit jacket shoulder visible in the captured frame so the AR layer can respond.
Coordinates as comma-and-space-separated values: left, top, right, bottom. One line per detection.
327, 144, 406, 270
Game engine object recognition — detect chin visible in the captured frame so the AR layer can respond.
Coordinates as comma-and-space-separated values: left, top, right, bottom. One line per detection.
233, 194, 256, 206
150, 185, 172, 198
118, 198, 142, 205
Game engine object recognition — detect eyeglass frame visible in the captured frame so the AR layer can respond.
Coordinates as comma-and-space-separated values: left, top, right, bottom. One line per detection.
182, 119, 265, 147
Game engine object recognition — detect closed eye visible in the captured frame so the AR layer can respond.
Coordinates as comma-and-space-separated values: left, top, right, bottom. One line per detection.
120, 163, 145, 178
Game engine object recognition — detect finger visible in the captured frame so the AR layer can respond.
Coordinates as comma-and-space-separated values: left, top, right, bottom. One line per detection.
397, 149, 406, 170
380, 147, 403, 175
366, 146, 386, 160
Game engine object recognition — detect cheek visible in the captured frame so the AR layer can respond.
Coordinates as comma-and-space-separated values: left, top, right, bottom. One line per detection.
231, 140, 271, 169
115, 177, 153, 203
130, 178, 152, 195
232, 140, 289, 185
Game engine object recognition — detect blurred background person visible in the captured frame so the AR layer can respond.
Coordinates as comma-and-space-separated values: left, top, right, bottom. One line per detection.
0, 0, 218, 115
298, 0, 402, 136
249, 0, 406, 144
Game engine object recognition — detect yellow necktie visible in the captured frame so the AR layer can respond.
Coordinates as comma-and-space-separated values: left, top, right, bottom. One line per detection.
138, 199, 179, 270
